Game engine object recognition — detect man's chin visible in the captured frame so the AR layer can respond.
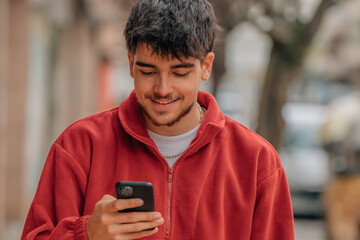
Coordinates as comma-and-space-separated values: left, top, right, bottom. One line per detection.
139, 102, 194, 128
148, 116, 178, 127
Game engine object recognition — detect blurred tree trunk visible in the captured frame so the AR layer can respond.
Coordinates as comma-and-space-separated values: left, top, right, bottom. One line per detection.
212, 32, 227, 96
256, 0, 337, 149
257, 41, 300, 149
210, 0, 249, 96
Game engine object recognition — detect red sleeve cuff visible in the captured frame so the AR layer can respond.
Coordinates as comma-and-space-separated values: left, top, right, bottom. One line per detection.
74, 215, 90, 240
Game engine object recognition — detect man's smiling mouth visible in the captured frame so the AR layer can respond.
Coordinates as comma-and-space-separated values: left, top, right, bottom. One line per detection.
152, 99, 176, 104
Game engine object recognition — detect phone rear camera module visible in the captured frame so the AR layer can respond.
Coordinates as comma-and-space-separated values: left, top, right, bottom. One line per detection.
119, 186, 133, 196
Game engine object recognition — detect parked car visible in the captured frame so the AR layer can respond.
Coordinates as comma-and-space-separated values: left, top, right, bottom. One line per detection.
279, 103, 330, 217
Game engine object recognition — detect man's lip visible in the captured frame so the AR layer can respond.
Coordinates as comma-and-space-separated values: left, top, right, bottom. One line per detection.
151, 99, 177, 104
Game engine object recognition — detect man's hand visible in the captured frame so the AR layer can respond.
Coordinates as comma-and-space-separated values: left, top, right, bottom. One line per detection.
86, 195, 164, 240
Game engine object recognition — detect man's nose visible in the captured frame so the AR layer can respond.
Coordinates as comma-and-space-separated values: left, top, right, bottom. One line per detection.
154, 73, 173, 96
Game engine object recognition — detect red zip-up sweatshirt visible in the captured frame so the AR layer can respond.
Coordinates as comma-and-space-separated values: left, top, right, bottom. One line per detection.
21, 90, 294, 240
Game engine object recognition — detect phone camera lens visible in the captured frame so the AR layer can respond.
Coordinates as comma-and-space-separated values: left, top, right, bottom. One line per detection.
120, 186, 133, 196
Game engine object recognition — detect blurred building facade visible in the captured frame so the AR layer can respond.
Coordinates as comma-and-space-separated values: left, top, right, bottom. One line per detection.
1, 0, 29, 238
1, 0, 132, 238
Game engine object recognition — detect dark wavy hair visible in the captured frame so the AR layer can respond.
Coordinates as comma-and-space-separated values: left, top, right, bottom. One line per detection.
124, 0, 218, 61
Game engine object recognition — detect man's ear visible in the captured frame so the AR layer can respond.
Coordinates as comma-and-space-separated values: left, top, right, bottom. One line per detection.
128, 53, 134, 78
201, 52, 215, 81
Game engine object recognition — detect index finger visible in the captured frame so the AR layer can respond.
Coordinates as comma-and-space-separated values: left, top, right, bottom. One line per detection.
104, 198, 144, 212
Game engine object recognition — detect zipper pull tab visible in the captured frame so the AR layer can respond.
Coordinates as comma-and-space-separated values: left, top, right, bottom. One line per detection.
168, 169, 173, 182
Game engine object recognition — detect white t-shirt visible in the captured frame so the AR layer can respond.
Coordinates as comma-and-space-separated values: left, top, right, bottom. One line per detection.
147, 125, 200, 168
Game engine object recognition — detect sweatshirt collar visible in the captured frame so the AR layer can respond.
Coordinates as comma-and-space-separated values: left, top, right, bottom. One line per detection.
118, 90, 225, 151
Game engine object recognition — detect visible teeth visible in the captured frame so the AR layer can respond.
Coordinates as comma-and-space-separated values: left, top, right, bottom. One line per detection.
153, 99, 175, 104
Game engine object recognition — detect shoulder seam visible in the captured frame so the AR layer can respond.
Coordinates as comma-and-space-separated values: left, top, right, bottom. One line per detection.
53, 142, 79, 163
257, 166, 283, 187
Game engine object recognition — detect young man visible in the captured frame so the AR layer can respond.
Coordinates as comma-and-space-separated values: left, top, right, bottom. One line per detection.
22, 0, 294, 239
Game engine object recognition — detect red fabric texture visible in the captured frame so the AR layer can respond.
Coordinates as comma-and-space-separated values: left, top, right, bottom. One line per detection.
21, 90, 294, 240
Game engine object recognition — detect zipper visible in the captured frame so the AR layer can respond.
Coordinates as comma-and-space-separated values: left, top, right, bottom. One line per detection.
166, 168, 173, 236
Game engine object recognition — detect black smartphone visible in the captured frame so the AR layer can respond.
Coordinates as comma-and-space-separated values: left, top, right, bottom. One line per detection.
116, 181, 155, 213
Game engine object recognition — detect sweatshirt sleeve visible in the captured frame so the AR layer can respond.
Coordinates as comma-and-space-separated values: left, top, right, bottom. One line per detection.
21, 143, 90, 240
250, 166, 294, 240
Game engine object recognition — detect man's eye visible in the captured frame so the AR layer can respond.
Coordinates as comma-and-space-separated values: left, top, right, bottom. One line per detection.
174, 72, 189, 77
140, 70, 155, 75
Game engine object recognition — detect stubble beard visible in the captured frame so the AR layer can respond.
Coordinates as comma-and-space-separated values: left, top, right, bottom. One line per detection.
139, 100, 194, 127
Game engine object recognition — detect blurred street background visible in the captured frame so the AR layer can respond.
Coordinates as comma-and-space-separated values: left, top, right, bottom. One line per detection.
1, 0, 360, 239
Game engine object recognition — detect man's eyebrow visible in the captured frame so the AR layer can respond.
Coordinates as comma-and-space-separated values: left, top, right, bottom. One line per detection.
170, 63, 195, 69
135, 61, 195, 69
135, 61, 156, 68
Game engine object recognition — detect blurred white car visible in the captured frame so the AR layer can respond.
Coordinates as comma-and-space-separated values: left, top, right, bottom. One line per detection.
279, 103, 330, 217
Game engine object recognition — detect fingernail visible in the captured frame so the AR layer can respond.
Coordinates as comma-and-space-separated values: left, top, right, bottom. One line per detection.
136, 199, 144, 206
156, 218, 164, 224
153, 212, 161, 219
